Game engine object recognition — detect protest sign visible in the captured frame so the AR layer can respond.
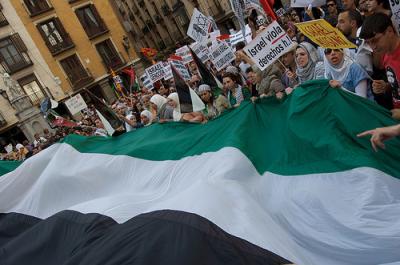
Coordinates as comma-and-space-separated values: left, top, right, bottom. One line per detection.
389, 0, 400, 34
176, 46, 193, 65
64, 93, 88, 115
230, 24, 252, 46
169, 56, 192, 81
275, 8, 286, 17
243, 20, 296, 71
230, 0, 248, 44
190, 42, 210, 63
140, 73, 154, 90
210, 42, 236, 71
187, 8, 212, 43
290, 0, 326, 7
145, 62, 165, 83
163, 62, 173, 80
295, 19, 356, 49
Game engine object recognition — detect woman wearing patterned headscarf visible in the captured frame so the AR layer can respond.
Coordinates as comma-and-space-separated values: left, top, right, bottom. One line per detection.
295, 42, 325, 84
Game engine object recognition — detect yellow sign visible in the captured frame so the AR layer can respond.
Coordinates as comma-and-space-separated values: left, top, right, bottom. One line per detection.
295, 19, 356, 49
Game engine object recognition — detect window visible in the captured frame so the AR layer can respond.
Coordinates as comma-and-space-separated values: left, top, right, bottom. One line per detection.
75, 5, 108, 39
95, 39, 124, 70
23, 0, 52, 17
18, 74, 46, 106
60, 54, 93, 90
0, 34, 32, 74
37, 18, 74, 55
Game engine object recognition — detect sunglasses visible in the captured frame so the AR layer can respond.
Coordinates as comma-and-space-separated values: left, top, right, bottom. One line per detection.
324, 48, 342, 55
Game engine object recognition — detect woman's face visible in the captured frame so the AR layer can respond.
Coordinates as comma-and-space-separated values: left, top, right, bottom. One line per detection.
325, 49, 344, 66
295, 47, 309, 68
141, 115, 149, 125
167, 99, 177, 108
291, 12, 300, 23
199, 91, 211, 103
223, 77, 236, 91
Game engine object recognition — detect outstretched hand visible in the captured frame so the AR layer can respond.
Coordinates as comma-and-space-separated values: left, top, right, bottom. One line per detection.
357, 124, 400, 152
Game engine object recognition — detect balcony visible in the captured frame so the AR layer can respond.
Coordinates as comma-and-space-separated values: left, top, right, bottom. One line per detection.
0, 11, 8, 27
23, 0, 53, 17
1, 55, 33, 75
101, 53, 125, 71
48, 35, 75, 56
0, 111, 6, 128
66, 68, 94, 91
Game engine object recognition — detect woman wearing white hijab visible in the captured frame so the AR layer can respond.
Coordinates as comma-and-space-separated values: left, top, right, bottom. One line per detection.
295, 42, 325, 84
167, 93, 205, 123
324, 48, 370, 98
150, 94, 173, 121
140, 110, 153, 126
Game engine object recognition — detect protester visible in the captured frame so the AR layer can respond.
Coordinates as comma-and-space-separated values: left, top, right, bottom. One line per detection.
140, 110, 153, 126
324, 48, 370, 98
167, 93, 205, 123
325, 0, 339, 26
360, 13, 400, 118
197, 84, 219, 120
223, 72, 250, 107
295, 42, 325, 84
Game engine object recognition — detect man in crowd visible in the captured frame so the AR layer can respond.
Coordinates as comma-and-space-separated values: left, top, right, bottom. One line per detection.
336, 9, 373, 74
360, 13, 400, 118
342, 0, 358, 11
325, 0, 339, 26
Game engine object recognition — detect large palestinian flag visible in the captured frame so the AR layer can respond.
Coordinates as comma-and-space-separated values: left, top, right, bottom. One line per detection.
1, 80, 400, 265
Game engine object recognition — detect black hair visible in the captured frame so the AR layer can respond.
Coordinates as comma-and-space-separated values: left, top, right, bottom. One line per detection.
376, 0, 390, 9
345, 10, 363, 28
359, 13, 393, 39
245, 67, 254, 74
235, 41, 246, 51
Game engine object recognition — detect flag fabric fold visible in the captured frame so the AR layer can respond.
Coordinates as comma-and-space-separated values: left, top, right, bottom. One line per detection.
1, 80, 400, 265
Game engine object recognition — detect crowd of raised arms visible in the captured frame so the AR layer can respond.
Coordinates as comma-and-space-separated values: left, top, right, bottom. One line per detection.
2, 0, 399, 161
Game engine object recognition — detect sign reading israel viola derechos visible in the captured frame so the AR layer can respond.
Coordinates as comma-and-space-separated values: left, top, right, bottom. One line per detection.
210, 41, 236, 71
145, 62, 166, 83
244, 20, 296, 71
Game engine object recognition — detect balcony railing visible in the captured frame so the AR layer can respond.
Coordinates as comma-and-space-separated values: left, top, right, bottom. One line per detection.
24, 0, 53, 17
1, 54, 33, 74
48, 34, 75, 56
102, 53, 125, 71
66, 68, 94, 91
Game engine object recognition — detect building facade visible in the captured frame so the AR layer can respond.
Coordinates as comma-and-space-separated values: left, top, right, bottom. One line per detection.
0, 0, 66, 146
112, 0, 239, 59
10, 0, 139, 105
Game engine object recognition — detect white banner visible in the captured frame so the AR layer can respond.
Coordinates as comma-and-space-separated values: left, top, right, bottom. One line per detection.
190, 42, 210, 63
176, 46, 193, 65
145, 62, 165, 83
243, 20, 296, 71
140, 73, 154, 90
163, 62, 173, 80
169, 58, 192, 81
64, 93, 87, 115
290, 0, 326, 7
390, 0, 400, 34
230, 0, 248, 44
230, 24, 253, 46
187, 8, 212, 43
210, 42, 236, 71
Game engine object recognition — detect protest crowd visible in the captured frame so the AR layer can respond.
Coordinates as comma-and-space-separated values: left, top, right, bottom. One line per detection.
2, 0, 399, 161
